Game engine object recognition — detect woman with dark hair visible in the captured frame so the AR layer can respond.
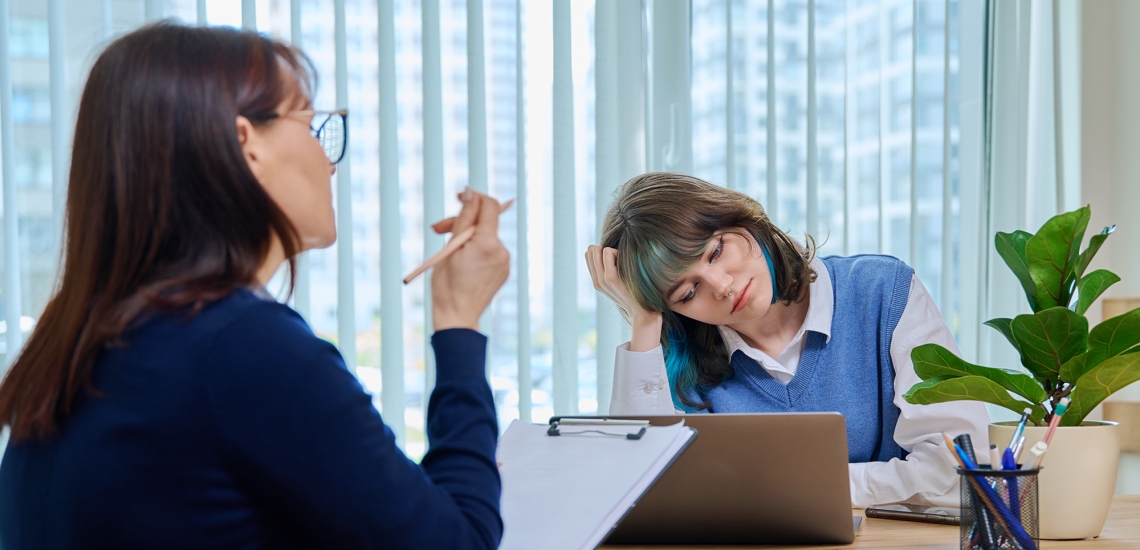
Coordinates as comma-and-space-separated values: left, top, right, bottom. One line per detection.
0, 23, 507, 549
585, 172, 989, 508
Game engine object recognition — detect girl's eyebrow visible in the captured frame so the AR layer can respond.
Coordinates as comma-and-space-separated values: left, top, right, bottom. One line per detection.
665, 235, 721, 301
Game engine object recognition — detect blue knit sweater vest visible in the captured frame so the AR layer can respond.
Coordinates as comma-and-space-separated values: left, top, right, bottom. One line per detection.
699, 255, 914, 464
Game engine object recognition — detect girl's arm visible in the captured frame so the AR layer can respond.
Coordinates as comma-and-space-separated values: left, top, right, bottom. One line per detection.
613, 300, 676, 416
610, 311, 681, 415
629, 311, 664, 352
587, 245, 679, 415
609, 338, 680, 416
848, 274, 991, 507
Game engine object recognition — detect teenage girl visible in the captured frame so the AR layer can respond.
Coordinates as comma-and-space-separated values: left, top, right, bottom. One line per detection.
585, 172, 988, 507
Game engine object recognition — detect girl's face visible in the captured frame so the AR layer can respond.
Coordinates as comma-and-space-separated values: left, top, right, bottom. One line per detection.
240, 80, 337, 252
663, 229, 775, 327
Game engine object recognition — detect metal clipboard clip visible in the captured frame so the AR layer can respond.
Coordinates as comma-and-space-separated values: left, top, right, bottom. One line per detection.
546, 418, 650, 440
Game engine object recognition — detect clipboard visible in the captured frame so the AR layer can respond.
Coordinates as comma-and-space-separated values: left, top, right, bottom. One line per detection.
547, 417, 650, 439
497, 418, 697, 550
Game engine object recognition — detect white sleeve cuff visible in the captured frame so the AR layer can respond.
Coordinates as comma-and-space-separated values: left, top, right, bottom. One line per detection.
848, 442, 962, 508
609, 343, 678, 415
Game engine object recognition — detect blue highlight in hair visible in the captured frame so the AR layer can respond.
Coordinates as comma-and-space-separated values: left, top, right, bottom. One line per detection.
632, 240, 680, 312
638, 235, 782, 410
662, 324, 700, 412
761, 244, 778, 304
664, 242, 781, 410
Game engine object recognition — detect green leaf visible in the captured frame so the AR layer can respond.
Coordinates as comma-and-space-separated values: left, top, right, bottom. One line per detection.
904, 375, 1046, 424
1059, 353, 1092, 385
1087, 307, 1140, 368
1063, 353, 1140, 426
1010, 307, 1089, 381
995, 230, 1039, 311
1026, 207, 1091, 310
1076, 225, 1115, 280
910, 343, 1047, 404
985, 317, 1022, 355
1074, 269, 1120, 315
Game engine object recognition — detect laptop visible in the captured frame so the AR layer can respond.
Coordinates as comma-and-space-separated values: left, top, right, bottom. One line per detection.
552, 412, 859, 546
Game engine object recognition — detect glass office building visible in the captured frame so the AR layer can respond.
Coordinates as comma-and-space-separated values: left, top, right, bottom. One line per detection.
2, 0, 958, 460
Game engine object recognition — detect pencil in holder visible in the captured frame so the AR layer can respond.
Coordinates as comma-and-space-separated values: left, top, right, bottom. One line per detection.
958, 466, 1039, 550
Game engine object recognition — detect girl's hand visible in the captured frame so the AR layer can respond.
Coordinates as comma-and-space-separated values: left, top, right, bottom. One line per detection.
585, 245, 642, 318
431, 190, 510, 331
585, 245, 663, 352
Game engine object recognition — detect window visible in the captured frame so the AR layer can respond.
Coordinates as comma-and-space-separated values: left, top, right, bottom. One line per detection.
12, 88, 50, 123
9, 17, 48, 59
1, 0, 967, 463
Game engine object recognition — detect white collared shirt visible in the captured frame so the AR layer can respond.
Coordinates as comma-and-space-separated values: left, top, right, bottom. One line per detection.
714, 257, 836, 384
609, 256, 992, 508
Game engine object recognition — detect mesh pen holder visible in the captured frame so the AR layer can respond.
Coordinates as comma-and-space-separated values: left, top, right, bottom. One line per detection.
958, 466, 1040, 550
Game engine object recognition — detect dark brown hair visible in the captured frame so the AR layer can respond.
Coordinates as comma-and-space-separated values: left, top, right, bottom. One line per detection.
600, 172, 816, 410
0, 23, 313, 440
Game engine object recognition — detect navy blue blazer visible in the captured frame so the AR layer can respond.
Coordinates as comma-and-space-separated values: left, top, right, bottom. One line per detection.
0, 289, 502, 549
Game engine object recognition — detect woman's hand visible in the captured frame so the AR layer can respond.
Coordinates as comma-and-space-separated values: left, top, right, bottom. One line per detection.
431, 190, 510, 332
585, 245, 662, 352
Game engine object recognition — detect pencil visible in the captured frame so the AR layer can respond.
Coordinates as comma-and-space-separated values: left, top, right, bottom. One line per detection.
403, 199, 514, 285
945, 432, 1002, 548
942, 432, 965, 467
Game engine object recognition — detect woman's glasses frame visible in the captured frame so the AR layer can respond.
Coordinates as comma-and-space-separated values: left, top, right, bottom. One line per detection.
270, 109, 349, 165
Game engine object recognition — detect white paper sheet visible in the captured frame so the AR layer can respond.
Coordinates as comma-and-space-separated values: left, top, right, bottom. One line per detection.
497, 420, 694, 550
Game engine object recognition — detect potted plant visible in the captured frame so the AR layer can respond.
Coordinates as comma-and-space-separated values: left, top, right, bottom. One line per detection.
902, 205, 1139, 540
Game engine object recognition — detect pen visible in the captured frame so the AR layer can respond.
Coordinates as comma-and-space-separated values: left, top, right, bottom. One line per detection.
955, 445, 1039, 550
953, 434, 979, 465
1042, 397, 1071, 447
1002, 448, 1021, 523
1012, 435, 1026, 462
1007, 407, 1032, 451
945, 433, 998, 550
953, 444, 972, 468
403, 198, 515, 284
1021, 441, 1048, 470
1001, 448, 1017, 471
989, 445, 1002, 470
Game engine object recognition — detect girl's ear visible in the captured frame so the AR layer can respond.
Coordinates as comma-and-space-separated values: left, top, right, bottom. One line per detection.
235, 115, 264, 180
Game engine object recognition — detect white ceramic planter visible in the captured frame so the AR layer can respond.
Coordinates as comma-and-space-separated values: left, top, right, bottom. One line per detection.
989, 421, 1120, 540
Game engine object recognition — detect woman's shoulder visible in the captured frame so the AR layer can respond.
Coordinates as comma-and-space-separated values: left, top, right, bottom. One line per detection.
196, 288, 328, 359
125, 288, 328, 373
190, 289, 349, 399
194, 288, 309, 335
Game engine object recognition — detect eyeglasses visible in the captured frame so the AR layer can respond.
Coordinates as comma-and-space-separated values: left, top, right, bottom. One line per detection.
274, 109, 349, 165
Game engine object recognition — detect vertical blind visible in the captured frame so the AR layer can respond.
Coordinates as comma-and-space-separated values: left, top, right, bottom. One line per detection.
0, 0, 969, 460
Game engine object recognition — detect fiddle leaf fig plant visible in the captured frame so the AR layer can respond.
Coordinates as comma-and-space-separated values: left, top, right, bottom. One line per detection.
903, 206, 1140, 427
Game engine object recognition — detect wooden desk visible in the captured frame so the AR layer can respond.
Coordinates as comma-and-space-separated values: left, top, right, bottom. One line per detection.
603, 494, 1140, 549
